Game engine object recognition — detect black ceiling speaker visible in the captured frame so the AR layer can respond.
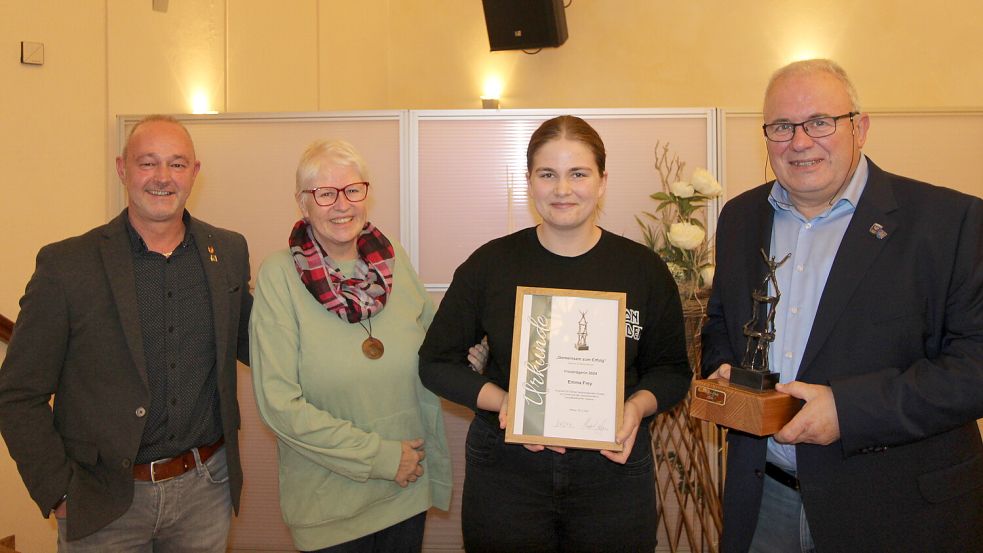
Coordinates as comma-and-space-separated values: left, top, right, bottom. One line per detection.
481, 0, 569, 52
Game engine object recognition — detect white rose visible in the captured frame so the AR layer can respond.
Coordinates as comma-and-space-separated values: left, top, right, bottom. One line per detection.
700, 265, 715, 288
691, 168, 722, 197
667, 222, 706, 250
669, 180, 695, 198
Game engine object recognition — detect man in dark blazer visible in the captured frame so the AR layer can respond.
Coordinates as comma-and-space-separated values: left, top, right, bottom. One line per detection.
702, 59, 982, 552
0, 115, 252, 551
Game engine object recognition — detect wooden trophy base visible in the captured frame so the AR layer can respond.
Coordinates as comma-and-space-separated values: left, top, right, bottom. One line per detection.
689, 378, 802, 436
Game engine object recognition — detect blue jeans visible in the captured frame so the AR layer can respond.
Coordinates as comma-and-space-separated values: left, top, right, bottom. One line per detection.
56, 446, 233, 553
461, 416, 657, 553
303, 511, 427, 553
749, 470, 815, 553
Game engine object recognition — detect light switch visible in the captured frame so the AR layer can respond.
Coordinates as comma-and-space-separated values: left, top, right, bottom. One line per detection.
21, 41, 43, 65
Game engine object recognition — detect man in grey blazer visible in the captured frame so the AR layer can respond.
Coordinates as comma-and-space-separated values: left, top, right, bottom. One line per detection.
0, 115, 252, 551
702, 60, 982, 552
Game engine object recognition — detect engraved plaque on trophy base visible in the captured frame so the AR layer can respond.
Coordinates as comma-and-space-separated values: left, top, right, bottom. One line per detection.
689, 378, 802, 436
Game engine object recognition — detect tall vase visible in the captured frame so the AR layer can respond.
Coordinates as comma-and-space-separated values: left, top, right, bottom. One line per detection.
652, 288, 723, 553
680, 288, 708, 366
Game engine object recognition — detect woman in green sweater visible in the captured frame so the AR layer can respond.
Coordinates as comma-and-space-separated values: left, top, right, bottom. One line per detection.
250, 140, 479, 552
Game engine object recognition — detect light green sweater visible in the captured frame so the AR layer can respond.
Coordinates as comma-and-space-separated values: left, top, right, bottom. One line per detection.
250, 243, 451, 551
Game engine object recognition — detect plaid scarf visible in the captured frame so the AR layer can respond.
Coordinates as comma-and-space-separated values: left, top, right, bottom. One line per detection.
288, 219, 395, 323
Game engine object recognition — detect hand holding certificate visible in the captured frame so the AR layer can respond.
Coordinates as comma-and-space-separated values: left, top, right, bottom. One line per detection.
505, 287, 627, 451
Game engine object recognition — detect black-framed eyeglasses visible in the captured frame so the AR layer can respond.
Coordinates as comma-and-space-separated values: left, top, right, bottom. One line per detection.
303, 181, 370, 207
762, 112, 858, 142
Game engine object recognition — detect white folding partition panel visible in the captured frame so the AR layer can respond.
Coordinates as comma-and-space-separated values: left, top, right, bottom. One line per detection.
411, 109, 719, 291
115, 109, 721, 289
115, 112, 406, 284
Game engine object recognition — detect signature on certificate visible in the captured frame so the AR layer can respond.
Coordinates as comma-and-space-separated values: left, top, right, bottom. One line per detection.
583, 418, 609, 432
550, 418, 609, 432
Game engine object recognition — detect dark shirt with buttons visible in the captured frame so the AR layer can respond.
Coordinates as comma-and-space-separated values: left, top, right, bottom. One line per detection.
125, 211, 222, 464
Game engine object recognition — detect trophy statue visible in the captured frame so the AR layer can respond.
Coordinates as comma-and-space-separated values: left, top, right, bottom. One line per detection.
730, 250, 790, 391
689, 249, 802, 436
575, 311, 589, 351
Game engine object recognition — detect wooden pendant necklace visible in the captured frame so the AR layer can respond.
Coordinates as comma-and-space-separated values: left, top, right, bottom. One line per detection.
358, 313, 384, 360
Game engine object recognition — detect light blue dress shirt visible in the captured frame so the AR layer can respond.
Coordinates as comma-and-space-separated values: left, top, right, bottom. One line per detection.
765, 156, 869, 472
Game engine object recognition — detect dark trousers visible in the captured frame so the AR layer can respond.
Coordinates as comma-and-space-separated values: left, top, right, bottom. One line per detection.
303, 511, 427, 553
461, 416, 657, 553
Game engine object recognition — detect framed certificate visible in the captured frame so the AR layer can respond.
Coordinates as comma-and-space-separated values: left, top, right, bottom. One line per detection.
505, 286, 627, 451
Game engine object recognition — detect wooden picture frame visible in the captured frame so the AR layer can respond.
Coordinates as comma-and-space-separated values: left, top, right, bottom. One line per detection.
506, 286, 627, 451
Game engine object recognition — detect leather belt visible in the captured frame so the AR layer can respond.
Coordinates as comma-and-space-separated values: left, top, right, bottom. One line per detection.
765, 462, 800, 491
133, 437, 224, 483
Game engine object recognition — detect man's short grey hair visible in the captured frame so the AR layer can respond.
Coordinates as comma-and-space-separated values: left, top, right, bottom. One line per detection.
295, 139, 370, 197
765, 59, 862, 113
121, 114, 195, 159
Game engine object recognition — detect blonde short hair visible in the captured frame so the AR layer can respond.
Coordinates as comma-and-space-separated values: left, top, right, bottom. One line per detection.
295, 139, 369, 196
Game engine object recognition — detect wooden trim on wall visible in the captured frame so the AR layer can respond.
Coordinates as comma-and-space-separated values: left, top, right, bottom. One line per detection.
0, 313, 14, 344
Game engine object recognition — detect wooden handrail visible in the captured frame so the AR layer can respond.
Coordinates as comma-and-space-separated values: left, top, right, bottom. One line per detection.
0, 313, 14, 344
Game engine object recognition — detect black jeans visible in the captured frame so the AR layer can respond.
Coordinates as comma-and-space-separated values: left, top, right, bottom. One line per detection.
303, 511, 427, 553
461, 416, 657, 553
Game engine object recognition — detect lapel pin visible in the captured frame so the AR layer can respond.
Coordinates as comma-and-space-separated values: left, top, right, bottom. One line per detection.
869, 223, 888, 240
208, 245, 218, 262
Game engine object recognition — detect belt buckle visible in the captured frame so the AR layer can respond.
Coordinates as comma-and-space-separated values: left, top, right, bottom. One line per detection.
149, 457, 174, 483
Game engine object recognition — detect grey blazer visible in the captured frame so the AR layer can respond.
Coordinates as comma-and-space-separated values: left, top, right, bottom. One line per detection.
702, 160, 983, 553
0, 211, 252, 540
